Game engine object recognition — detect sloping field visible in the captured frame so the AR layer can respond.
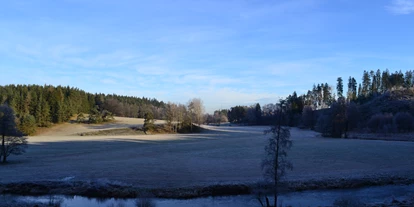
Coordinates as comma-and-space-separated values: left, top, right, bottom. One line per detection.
37, 117, 165, 136
1, 121, 414, 189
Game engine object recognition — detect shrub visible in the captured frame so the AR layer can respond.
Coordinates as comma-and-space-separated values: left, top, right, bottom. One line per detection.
394, 112, 414, 132
367, 113, 395, 133
76, 113, 87, 123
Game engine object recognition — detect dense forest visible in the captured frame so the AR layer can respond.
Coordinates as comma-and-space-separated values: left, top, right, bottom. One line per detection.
223, 69, 414, 137
0, 85, 166, 135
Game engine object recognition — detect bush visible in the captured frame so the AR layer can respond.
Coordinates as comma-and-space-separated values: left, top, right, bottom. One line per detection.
367, 113, 395, 133
394, 112, 414, 132
76, 113, 87, 123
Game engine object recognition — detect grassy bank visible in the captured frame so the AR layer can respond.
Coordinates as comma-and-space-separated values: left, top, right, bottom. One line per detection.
1, 175, 413, 199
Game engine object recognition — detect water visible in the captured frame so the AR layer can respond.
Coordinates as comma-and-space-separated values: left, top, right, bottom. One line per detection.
2, 184, 414, 207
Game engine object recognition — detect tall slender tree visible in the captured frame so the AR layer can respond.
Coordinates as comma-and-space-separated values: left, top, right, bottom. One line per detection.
260, 101, 292, 207
336, 77, 344, 99
362, 70, 371, 96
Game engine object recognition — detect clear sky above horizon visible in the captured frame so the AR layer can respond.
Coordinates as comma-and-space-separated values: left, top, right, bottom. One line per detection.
1, 0, 414, 113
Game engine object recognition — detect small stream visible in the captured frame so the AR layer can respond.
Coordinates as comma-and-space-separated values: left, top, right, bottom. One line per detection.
2, 184, 414, 207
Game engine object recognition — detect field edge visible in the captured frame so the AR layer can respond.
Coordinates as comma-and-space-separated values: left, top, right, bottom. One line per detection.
1, 174, 414, 199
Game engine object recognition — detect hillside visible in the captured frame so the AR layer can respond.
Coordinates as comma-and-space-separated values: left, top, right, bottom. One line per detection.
359, 88, 414, 122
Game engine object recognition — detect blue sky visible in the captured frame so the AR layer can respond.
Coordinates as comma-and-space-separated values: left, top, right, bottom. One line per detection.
1, 0, 414, 112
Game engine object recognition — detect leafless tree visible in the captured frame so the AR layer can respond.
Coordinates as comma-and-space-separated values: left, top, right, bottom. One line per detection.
0, 104, 28, 163
259, 101, 292, 207
165, 102, 178, 132
188, 98, 205, 128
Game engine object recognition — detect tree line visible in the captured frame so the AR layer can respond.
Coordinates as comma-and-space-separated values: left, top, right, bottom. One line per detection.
0, 84, 166, 135
223, 69, 414, 137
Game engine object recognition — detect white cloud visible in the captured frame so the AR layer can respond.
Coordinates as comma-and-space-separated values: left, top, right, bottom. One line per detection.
387, 0, 414, 14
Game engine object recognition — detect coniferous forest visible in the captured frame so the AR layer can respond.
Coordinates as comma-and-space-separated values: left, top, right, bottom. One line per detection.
0, 84, 165, 135
223, 69, 414, 137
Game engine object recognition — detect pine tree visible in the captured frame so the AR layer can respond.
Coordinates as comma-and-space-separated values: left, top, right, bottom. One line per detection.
143, 111, 155, 132
375, 69, 382, 92
370, 70, 377, 94
347, 77, 357, 101
382, 69, 390, 92
405, 70, 413, 88
336, 77, 344, 99
362, 70, 371, 96
39, 98, 50, 127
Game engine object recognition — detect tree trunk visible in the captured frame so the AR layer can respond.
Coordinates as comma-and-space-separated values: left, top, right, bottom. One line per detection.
274, 109, 282, 207
274, 127, 280, 207
1, 134, 5, 163
266, 197, 270, 207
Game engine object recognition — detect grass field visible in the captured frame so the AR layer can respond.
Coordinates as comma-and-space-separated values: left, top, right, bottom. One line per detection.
1, 117, 414, 189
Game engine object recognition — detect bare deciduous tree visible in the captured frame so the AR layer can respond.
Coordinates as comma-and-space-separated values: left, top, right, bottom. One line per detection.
259, 102, 292, 207
188, 98, 205, 128
0, 104, 28, 163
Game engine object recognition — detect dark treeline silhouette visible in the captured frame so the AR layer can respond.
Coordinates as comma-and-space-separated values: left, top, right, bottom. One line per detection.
0, 84, 165, 135
224, 69, 414, 137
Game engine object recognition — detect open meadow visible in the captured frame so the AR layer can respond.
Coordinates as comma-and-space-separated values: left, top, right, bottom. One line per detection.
1, 117, 414, 191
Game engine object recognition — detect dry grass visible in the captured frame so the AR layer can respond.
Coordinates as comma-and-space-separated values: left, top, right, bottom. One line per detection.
1, 120, 414, 189
36, 117, 165, 136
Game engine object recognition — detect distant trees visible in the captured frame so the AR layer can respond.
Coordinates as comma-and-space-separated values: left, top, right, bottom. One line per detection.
301, 105, 316, 129
347, 77, 357, 101
204, 109, 228, 125
315, 98, 361, 138
367, 112, 414, 133
227, 104, 264, 125
188, 98, 205, 126
228, 106, 247, 123
164, 102, 178, 132
0, 84, 166, 132
163, 101, 203, 133
316, 98, 346, 138
143, 111, 155, 133
87, 106, 114, 124
0, 105, 28, 163
213, 69, 414, 138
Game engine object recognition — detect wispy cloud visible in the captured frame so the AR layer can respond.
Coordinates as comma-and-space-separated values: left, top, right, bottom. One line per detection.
386, 0, 414, 14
